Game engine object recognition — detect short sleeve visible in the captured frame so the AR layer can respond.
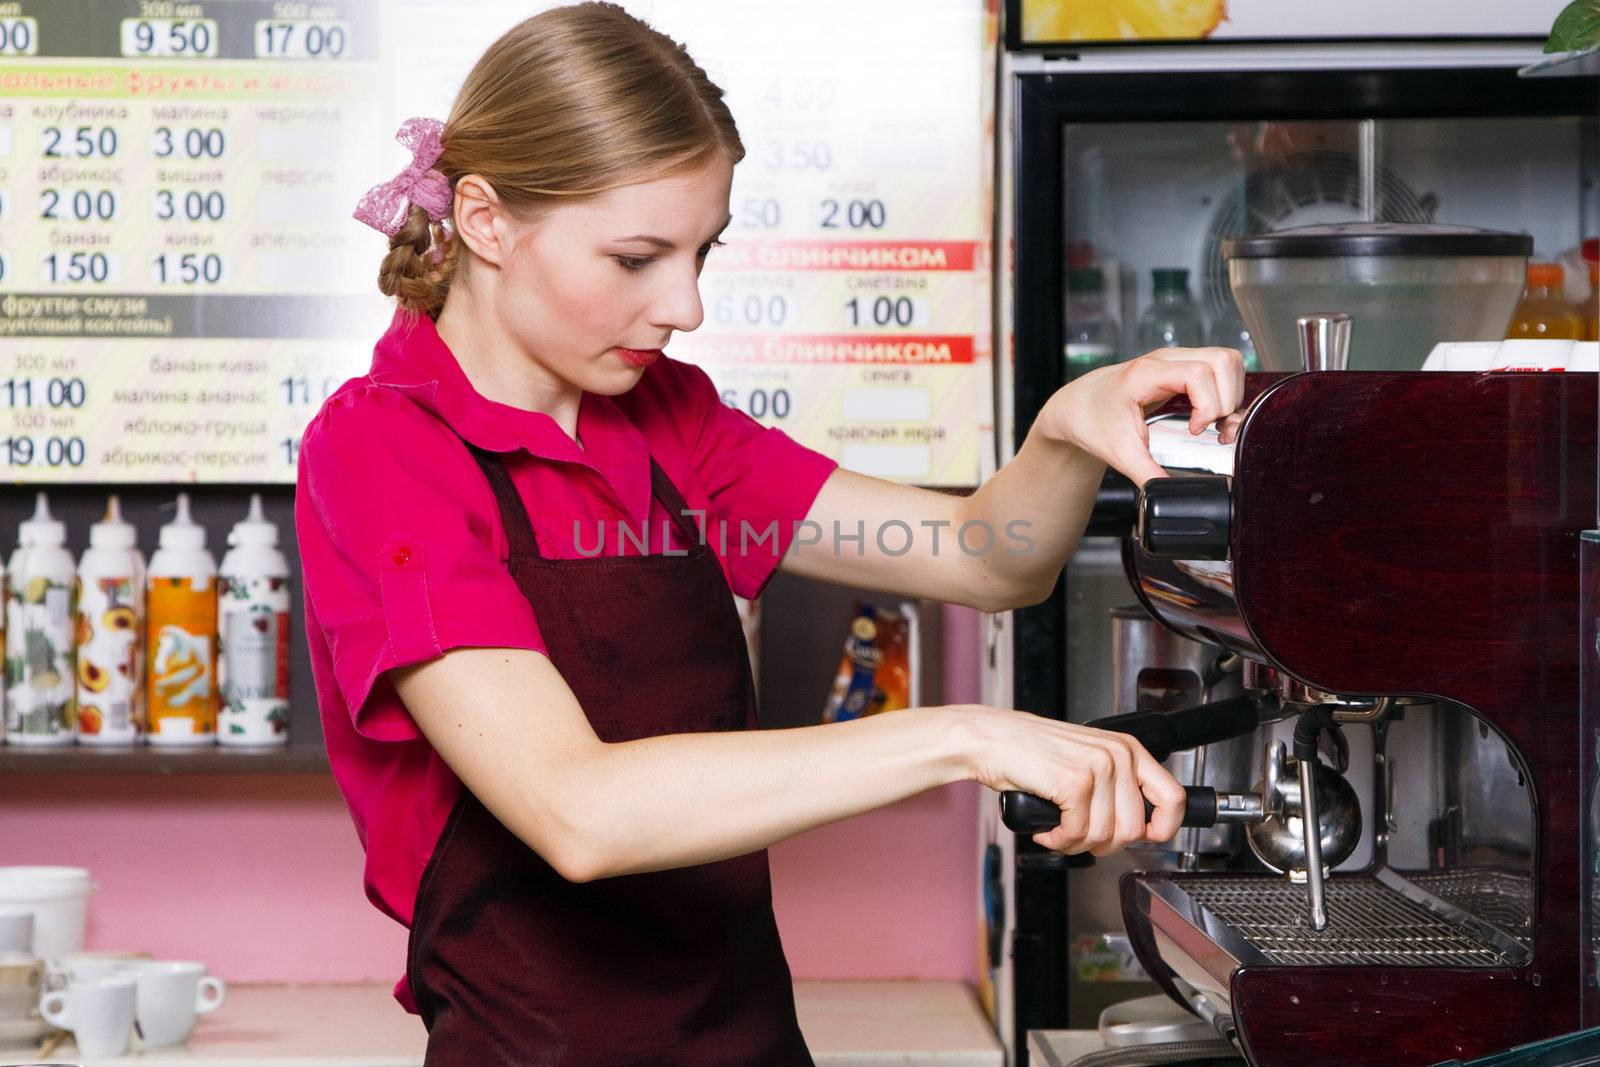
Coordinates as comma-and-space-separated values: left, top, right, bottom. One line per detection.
653, 359, 837, 600
295, 385, 546, 740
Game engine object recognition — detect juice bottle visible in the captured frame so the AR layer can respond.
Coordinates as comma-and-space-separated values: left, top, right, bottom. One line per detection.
218, 494, 290, 748
76, 495, 146, 746
1064, 267, 1120, 379
146, 493, 218, 746
1136, 268, 1205, 351
1505, 262, 1586, 340
5, 494, 77, 747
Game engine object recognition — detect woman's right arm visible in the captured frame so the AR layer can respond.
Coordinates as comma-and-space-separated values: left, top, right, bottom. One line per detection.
391, 647, 1187, 883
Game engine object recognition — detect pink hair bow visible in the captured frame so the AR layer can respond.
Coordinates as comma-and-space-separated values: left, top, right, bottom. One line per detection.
354, 117, 453, 237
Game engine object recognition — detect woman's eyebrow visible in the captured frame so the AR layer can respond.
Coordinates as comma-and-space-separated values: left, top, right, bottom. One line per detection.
614, 215, 733, 250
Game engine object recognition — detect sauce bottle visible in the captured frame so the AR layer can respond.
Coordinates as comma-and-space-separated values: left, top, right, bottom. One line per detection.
146, 493, 218, 746
1506, 262, 1586, 340
5, 494, 77, 747
218, 494, 290, 747
77, 495, 146, 746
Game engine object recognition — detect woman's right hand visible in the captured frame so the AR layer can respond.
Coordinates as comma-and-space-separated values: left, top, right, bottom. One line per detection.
958, 705, 1187, 857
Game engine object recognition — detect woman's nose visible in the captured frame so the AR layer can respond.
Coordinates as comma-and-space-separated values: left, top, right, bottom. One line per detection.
652, 267, 705, 333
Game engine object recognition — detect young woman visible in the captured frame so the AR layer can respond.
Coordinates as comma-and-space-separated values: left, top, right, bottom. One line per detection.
296, 4, 1245, 1063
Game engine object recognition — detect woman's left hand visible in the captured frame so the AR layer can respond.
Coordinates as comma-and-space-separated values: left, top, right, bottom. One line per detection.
1035, 347, 1247, 487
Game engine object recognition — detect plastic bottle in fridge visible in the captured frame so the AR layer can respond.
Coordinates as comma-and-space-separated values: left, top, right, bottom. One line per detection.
146, 493, 218, 746
5, 493, 77, 746
1063, 267, 1121, 380
1206, 300, 1262, 372
1505, 262, 1586, 340
218, 494, 290, 747
1136, 268, 1205, 352
76, 496, 146, 746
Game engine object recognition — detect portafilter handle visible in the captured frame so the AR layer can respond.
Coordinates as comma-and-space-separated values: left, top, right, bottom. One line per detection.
1297, 312, 1353, 372
999, 695, 1268, 835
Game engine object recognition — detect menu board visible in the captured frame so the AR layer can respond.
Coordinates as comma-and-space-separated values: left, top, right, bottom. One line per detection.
0, 0, 392, 484
1, 0, 991, 486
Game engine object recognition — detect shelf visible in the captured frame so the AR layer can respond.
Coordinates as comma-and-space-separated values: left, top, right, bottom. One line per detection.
0, 739, 329, 775
1519, 45, 1600, 78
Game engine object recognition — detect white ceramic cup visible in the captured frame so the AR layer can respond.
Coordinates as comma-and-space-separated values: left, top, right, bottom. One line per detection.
0, 952, 44, 1022
38, 975, 136, 1056
121, 960, 224, 1047
50, 950, 148, 989
0, 910, 33, 953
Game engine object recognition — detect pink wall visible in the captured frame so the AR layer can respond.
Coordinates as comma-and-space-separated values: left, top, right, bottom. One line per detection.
0, 605, 984, 988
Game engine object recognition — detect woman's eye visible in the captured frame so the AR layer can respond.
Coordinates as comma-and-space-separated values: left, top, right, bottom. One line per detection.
613, 255, 653, 272
697, 239, 726, 259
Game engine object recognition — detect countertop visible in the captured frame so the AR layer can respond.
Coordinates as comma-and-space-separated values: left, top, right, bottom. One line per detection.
0, 980, 1003, 1066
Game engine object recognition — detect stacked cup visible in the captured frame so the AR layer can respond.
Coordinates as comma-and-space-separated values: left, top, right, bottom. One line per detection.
43, 953, 226, 1057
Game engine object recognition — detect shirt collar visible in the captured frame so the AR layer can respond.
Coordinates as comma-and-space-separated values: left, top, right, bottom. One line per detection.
367, 308, 653, 531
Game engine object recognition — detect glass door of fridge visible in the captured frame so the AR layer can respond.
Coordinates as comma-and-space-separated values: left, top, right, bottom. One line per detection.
1061, 114, 1597, 381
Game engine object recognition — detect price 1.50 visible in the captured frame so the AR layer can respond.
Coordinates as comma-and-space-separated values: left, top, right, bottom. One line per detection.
2, 378, 87, 410
255, 20, 351, 59
153, 253, 224, 286
2, 436, 86, 468
42, 252, 119, 285
121, 18, 218, 58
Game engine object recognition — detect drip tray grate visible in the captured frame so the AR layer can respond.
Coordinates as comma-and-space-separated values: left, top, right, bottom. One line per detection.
1172, 873, 1526, 967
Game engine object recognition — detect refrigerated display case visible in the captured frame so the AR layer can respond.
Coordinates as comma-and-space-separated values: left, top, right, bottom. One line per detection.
981, 34, 1599, 1067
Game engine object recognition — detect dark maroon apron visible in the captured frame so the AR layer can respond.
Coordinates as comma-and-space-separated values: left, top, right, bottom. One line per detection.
405, 442, 813, 1066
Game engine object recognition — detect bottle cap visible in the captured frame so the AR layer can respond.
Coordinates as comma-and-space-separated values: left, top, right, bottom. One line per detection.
227, 493, 279, 548
158, 493, 207, 551
1528, 261, 1564, 289
1066, 267, 1105, 294
17, 492, 65, 548
1152, 268, 1190, 294
89, 494, 138, 550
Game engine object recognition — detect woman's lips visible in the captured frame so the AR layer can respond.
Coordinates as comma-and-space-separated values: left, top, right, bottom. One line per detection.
617, 347, 662, 368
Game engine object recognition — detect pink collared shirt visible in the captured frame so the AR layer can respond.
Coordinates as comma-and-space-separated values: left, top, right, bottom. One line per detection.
295, 308, 836, 1012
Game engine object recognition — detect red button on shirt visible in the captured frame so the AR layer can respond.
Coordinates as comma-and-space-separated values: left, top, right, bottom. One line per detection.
294, 308, 837, 1012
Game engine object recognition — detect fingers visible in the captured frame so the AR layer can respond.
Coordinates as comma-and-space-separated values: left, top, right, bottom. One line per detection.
1133, 746, 1188, 843
1026, 727, 1155, 858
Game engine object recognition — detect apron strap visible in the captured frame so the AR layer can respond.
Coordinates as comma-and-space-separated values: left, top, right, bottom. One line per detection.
461, 442, 542, 560
460, 437, 705, 560
650, 458, 705, 547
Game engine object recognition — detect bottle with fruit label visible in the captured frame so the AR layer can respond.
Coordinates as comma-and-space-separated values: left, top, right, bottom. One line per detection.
146, 493, 218, 747
218, 494, 290, 748
1506, 262, 1587, 340
76, 495, 146, 746
5, 494, 77, 746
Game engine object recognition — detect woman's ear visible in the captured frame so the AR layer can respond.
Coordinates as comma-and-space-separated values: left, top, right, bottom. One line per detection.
453, 174, 508, 267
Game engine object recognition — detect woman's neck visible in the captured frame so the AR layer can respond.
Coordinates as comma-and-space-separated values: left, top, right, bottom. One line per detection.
435, 284, 582, 441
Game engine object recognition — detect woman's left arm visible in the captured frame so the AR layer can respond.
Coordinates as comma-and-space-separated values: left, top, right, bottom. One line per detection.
780, 347, 1245, 612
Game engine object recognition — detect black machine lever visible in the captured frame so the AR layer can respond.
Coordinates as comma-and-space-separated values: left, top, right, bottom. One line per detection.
998, 694, 1265, 836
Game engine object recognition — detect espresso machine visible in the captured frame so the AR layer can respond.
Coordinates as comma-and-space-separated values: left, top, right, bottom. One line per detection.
1003, 224, 1599, 1064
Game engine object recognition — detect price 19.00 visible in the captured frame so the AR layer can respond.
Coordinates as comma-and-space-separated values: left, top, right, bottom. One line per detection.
2, 436, 86, 469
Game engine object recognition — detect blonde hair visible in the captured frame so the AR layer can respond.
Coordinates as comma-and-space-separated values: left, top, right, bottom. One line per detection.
377, 2, 745, 316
